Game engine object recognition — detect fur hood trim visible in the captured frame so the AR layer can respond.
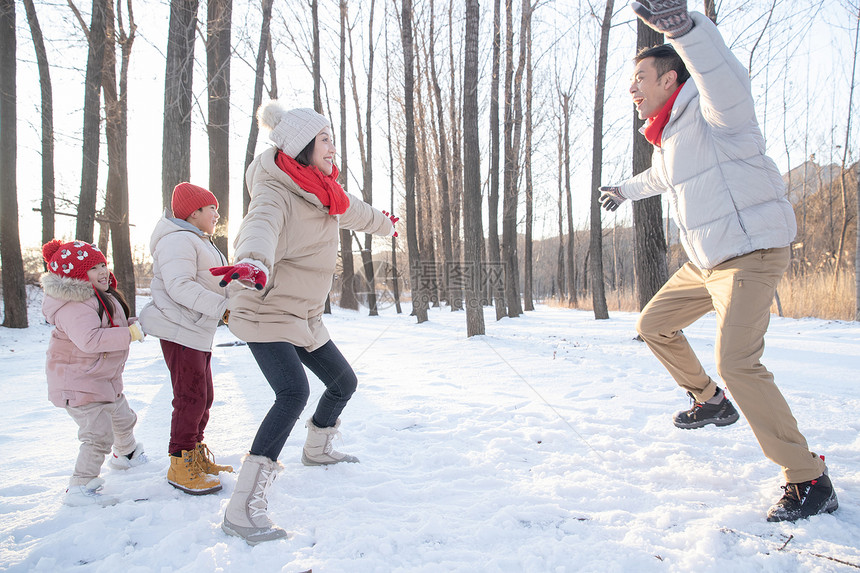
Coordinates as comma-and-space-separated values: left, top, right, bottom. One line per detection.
41, 272, 95, 302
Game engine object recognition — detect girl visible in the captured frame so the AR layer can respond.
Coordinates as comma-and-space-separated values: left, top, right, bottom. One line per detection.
211, 102, 396, 544
41, 239, 147, 506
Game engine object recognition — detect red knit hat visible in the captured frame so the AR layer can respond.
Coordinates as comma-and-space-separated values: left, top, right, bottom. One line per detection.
171, 182, 218, 220
43, 239, 108, 282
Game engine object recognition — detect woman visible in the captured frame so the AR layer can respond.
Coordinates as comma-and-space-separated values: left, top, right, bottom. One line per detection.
213, 102, 396, 545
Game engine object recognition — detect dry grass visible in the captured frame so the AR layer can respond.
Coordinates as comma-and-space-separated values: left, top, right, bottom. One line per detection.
544, 270, 856, 321
775, 270, 855, 320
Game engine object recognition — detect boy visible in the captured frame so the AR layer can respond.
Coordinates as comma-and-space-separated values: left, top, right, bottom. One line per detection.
139, 182, 233, 495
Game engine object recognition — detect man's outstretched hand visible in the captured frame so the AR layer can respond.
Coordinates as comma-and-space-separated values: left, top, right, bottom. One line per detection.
598, 186, 627, 212
631, 0, 693, 38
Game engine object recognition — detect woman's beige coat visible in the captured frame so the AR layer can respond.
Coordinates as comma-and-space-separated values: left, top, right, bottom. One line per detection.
228, 147, 394, 350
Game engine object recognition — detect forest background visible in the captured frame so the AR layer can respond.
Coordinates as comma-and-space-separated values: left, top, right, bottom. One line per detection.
1, 0, 859, 334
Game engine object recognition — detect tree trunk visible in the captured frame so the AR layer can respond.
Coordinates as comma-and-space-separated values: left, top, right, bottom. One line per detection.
563, 93, 577, 306
345, 0, 379, 315
162, 0, 198, 209
429, 0, 458, 311
102, 0, 137, 314
488, 0, 505, 319
448, 0, 463, 288
243, 0, 274, 215
77, 0, 107, 242
523, 8, 535, 312
0, 0, 27, 328
856, 163, 860, 321
338, 0, 358, 310
632, 20, 668, 310
23, 0, 55, 248
589, 0, 613, 320
463, 0, 485, 336
833, 6, 859, 295
501, 0, 528, 318
703, 0, 717, 23
414, 43, 439, 307
312, 0, 321, 111
402, 0, 428, 322
384, 0, 402, 314
556, 116, 565, 299
207, 0, 232, 257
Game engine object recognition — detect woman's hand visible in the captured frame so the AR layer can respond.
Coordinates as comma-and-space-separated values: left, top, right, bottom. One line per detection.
210, 260, 268, 290
382, 210, 399, 238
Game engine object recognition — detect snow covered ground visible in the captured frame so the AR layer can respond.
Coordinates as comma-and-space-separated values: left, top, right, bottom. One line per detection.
1, 289, 859, 572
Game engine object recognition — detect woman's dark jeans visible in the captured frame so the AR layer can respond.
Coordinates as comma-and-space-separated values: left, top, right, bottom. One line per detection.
247, 340, 357, 461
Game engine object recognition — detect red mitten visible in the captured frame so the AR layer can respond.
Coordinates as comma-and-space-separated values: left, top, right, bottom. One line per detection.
210, 260, 268, 290
382, 210, 399, 238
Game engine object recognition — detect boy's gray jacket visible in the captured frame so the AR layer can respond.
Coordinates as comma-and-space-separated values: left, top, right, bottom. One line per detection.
618, 12, 796, 270
227, 146, 394, 351
139, 216, 228, 352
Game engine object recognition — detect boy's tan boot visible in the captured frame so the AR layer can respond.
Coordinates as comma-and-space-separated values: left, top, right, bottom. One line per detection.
195, 442, 233, 474
167, 450, 222, 495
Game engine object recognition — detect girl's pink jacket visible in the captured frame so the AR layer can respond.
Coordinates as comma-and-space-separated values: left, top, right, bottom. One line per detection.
41, 273, 133, 408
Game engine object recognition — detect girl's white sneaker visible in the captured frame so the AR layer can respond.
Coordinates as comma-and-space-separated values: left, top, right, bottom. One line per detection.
64, 478, 119, 507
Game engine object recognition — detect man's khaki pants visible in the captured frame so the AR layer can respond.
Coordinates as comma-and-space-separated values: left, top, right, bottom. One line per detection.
636, 247, 823, 483
66, 394, 138, 486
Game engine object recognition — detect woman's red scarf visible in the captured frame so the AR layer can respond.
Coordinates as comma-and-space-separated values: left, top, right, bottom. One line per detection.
643, 82, 685, 148
274, 151, 350, 215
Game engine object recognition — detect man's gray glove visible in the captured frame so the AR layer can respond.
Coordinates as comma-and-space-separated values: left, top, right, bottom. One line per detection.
598, 186, 626, 212
631, 0, 693, 38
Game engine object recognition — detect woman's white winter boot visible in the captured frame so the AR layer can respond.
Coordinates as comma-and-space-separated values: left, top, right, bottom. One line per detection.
221, 454, 288, 545
301, 418, 359, 466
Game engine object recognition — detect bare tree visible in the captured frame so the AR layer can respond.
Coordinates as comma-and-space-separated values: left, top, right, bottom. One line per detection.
501, 0, 530, 318
346, 0, 380, 315
428, 0, 457, 311
0, 0, 27, 328
76, 0, 108, 242
207, 0, 232, 256
338, 0, 358, 310
312, 0, 321, 111
589, 0, 613, 320
834, 3, 859, 296
523, 4, 535, 312
632, 20, 668, 310
463, 0, 485, 336
162, 0, 198, 209
703, 0, 717, 23
23, 0, 55, 247
562, 89, 577, 306
384, 0, 402, 314
243, 0, 275, 215
402, 0, 428, 322
488, 0, 505, 319
102, 0, 137, 313
448, 0, 464, 275
555, 109, 566, 299
413, 38, 439, 306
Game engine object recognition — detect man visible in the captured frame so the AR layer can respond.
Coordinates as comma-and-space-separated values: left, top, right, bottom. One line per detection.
599, 0, 838, 522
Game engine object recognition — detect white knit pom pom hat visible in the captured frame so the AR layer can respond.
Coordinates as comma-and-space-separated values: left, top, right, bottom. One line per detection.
257, 100, 331, 158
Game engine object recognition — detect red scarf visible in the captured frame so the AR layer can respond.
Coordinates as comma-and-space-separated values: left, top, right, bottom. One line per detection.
643, 82, 685, 148
274, 151, 350, 215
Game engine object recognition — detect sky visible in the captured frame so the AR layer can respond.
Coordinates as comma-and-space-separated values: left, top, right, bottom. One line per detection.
9, 0, 856, 255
